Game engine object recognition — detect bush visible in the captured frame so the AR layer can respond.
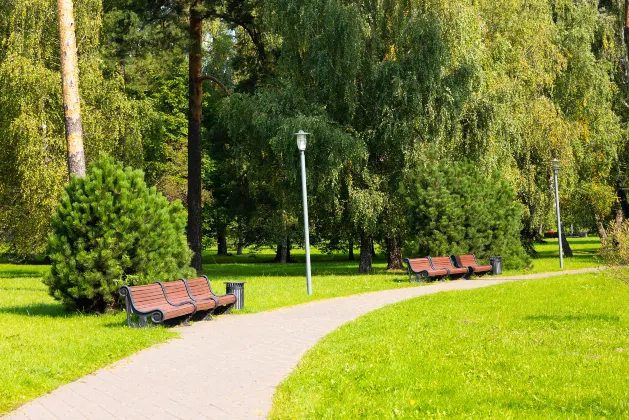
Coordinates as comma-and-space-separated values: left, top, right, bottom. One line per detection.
402, 160, 530, 269
45, 157, 195, 312
600, 220, 629, 284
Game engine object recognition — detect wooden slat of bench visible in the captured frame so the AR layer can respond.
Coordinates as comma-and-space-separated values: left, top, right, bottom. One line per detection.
430, 256, 469, 275
456, 254, 492, 274
122, 282, 196, 325
185, 277, 237, 308
405, 258, 448, 277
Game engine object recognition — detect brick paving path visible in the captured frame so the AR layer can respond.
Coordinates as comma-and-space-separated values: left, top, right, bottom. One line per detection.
5, 267, 604, 420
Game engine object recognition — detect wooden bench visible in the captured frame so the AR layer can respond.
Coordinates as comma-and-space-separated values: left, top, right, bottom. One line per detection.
452, 254, 492, 276
160, 279, 218, 320
403, 257, 448, 282
429, 256, 470, 279
119, 283, 197, 328
184, 275, 237, 314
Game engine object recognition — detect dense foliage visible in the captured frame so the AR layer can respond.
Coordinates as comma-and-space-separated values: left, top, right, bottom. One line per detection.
403, 159, 530, 269
45, 157, 195, 312
0, 0, 628, 272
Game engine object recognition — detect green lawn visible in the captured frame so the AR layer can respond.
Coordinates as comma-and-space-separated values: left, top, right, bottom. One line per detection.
0, 267, 174, 415
0, 236, 603, 415
270, 271, 629, 419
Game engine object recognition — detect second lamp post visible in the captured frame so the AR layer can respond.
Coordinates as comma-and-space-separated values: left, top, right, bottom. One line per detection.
296, 130, 312, 295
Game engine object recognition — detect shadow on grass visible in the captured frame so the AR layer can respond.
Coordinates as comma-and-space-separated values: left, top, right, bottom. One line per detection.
0, 269, 48, 278
525, 314, 620, 323
0, 286, 45, 292
0, 303, 79, 318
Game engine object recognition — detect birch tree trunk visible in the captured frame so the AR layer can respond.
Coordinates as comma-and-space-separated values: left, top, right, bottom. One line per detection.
57, 0, 85, 176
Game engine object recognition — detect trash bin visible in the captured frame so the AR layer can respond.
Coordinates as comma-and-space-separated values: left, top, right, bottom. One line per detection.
489, 256, 502, 275
225, 282, 245, 310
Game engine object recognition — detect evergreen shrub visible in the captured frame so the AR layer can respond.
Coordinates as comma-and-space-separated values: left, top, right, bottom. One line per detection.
45, 157, 195, 312
402, 160, 530, 269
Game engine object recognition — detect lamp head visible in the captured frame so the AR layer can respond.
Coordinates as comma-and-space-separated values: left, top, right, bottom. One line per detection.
295, 130, 310, 151
552, 158, 559, 172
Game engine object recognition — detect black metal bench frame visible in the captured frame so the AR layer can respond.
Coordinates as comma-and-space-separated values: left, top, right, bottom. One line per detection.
119, 283, 198, 328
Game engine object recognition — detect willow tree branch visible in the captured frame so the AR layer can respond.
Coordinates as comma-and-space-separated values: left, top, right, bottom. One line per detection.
198, 75, 230, 96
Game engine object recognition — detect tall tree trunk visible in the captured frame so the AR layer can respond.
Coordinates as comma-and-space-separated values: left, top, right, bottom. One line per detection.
187, 2, 203, 271
595, 214, 608, 241
57, 0, 85, 177
348, 238, 355, 261
217, 225, 228, 256
274, 237, 291, 263
237, 242, 243, 256
386, 236, 403, 269
616, 207, 624, 230
359, 235, 373, 274
560, 226, 573, 258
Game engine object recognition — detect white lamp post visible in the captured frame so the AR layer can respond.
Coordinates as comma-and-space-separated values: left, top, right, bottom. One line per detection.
296, 130, 312, 295
552, 158, 564, 269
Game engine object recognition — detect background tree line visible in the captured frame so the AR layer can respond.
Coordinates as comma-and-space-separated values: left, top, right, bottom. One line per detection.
1, 0, 628, 273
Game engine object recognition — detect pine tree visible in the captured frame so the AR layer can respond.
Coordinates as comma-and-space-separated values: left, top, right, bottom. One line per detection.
45, 156, 195, 312
403, 159, 529, 269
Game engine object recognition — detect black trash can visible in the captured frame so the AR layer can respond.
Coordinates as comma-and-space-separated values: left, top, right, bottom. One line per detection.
225, 282, 245, 310
489, 256, 502, 275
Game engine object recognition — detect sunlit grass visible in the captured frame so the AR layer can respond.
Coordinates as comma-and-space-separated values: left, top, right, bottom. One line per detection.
0, 268, 174, 415
270, 271, 629, 419
0, 236, 604, 414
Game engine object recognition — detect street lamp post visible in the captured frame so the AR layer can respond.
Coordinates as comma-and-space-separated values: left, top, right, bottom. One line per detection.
296, 130, 312, 295
552, 158, 564, 269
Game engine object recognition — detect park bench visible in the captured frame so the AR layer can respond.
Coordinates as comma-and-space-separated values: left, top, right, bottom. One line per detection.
160, 279, 218, 320
119, 283, 197, 328
403, 257, 448, 282
184, 275, 237, 314
429, 256, 470, 279
452, 254, 492, 276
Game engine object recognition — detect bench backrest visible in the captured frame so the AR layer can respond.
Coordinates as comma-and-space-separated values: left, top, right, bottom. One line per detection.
186, 276, 214, 299
407, 258, 433, 272
430, 256, 455, 269
161, 279, 192, 305
128, 283, 169, 311
457, 254, 479, 267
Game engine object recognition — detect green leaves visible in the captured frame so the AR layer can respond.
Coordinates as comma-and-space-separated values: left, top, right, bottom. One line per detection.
44, 156, 195, 313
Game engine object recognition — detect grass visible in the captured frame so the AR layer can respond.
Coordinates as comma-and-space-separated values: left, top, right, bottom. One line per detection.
0, 267, 175, 415
269, 271, 629, 419
202, 237, 601, 312
0, 236, 603, 414
501, 237, 602, 276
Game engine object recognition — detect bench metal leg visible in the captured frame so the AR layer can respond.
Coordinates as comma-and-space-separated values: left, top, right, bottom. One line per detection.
202, 312, 214, 321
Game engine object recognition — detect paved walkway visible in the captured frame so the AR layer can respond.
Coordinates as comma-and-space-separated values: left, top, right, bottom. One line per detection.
5, 267, 604, 420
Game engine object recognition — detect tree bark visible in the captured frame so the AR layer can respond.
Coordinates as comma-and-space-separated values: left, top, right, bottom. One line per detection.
187, 2, 204, 272
57, 0, 85, 177
217, 225, 228, 256
237, 242, 243, 255
386, 236, 404, 269
274, 237, 291, 263
560, 227, 573, 258
616, 207, 624, 230
359, 235, 373, 274
348, 238, 354, 261
595, 214, 608, 241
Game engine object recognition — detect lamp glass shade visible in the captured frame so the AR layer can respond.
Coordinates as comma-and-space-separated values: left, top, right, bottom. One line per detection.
552, 158, 559, 172
295, 130, 309, 151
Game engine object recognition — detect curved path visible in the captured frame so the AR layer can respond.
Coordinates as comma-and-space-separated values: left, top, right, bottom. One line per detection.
6, 267, 603, 420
